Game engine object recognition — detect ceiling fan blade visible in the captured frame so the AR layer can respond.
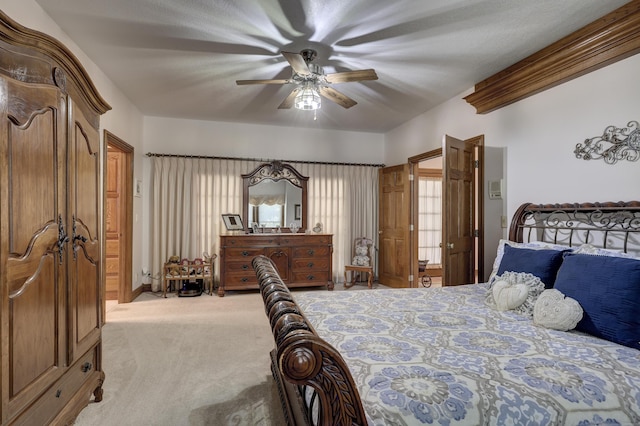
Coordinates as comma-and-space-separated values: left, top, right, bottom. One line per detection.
318, 86, 357, 109
325, 69, 378, 84
278, 87, 301, 109
236, 79, 289, 85
281, 51, 311, 76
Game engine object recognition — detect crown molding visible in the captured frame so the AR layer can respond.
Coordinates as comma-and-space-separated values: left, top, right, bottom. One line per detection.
464, 1, 640, 114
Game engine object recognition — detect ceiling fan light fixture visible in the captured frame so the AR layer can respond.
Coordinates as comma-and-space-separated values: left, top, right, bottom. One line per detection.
294, 83, 321, 111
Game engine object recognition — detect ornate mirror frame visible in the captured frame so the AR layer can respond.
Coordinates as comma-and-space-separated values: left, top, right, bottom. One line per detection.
242, 161, 308, 232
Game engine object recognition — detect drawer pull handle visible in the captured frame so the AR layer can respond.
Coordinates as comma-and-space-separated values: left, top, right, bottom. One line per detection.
55, 389, 62, 398
307, 262, 314, 268
241, 277, 249, 282
307, 249, 315, 255
241, 251, 250, 256
307, 275, 315, 280
242, 264, 249, 270
82, 362, 93, 373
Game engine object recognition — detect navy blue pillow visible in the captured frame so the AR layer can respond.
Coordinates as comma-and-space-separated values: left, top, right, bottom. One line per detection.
496, 244, 566, 288
553, 253, 640, 350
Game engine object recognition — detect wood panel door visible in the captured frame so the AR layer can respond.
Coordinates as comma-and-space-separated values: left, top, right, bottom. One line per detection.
442, 135, 475, 286
67, 100, 102, 361
378, 164, 411, 288
105, 149, 123, 300
1, 79, 67, 420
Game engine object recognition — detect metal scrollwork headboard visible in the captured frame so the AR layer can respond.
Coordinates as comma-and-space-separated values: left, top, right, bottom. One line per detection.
509, 202, 640, 257
574, 121, 640, 164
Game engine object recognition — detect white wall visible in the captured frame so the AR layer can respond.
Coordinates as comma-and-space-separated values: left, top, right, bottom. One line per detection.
4, 0, 147, 290
386, 54, 640, 222
143, 116, 384, 163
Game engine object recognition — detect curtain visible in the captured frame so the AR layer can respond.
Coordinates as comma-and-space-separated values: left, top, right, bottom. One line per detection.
418, 176, 442, 265
151, 157, 379, 290
151, 157, 259, 291
293, 162, 379, 281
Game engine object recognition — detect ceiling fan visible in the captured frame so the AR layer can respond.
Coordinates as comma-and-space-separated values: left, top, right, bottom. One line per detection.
236, 49, 378, 110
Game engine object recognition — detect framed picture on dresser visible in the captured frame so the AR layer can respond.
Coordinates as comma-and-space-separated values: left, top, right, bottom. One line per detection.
222, 213, 244, 231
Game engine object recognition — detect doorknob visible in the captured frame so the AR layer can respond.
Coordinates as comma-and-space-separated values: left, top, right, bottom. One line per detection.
446, 243, 454, 249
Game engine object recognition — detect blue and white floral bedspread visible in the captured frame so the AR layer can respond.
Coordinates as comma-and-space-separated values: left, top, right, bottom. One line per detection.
293, 285, 640, 426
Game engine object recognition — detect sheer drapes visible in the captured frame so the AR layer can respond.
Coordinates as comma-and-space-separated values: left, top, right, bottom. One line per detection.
151, 157, 258, 291
293, 162, 379, 280
151, 156, 379, 290
418, 176, 442, 265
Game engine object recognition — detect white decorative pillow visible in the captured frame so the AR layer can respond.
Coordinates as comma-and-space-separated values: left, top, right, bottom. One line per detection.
533, 289, 583, 331
573, 243, 638, 259
486, 271, 545, 316
488, 239, 571, 285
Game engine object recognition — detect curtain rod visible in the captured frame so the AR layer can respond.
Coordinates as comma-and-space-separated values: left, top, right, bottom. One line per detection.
145, 152, 385, 168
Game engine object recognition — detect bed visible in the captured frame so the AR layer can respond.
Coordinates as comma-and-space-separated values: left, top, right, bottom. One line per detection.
252, 201, 640, 425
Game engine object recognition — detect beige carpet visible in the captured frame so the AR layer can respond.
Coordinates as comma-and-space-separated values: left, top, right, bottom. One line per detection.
74, 282, 380, 426
74, 290, 286, 426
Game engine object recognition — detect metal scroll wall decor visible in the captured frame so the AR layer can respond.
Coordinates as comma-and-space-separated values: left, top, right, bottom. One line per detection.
574, 121, 640, 164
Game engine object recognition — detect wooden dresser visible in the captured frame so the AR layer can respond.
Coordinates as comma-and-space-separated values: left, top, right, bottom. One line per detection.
219, 234, 334, 296
0, 11, 110, 425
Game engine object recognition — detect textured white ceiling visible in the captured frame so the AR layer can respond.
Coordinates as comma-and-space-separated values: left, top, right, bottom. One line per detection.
35, 0, 629, 133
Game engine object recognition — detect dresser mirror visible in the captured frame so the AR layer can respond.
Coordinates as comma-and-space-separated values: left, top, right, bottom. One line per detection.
242, 161, 308, 232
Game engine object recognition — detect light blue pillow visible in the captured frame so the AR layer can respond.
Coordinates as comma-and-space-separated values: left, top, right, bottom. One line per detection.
553, 253, 640, 350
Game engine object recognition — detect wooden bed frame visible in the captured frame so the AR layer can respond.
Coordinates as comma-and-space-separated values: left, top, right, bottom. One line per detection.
253, 201, 640, 425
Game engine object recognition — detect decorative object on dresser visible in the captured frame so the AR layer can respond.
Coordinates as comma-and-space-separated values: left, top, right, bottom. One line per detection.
0, 11, 111, 425
219, 233, 333, 296
254, 201, 640, 425
574, 120, 640, 164
162, 254, 217, 298
222, 213, 244, 231
242, 161, 307, 232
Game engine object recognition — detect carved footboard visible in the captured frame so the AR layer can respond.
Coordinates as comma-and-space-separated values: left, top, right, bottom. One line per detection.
252, 255, 367, 426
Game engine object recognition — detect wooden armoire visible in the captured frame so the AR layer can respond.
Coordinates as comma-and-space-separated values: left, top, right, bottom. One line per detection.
0, 11, 111, 425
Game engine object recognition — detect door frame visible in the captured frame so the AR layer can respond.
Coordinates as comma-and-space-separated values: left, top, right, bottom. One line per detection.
408, 135, 484, 287
103, 130, 134, 304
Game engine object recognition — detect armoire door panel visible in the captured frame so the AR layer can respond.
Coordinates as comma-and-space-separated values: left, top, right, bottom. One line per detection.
2, 79, 67, 420
7, 83, 63, 256
68, 102, 101, 360
9, 254, 59, 395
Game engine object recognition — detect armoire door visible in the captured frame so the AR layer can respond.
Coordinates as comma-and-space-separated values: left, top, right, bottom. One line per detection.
67, 99, 102, 362
1, 79, 67, 420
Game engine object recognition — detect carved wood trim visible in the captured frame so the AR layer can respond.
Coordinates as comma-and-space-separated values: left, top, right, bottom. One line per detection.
464, 1, 640, 114
0, 10, 111, 116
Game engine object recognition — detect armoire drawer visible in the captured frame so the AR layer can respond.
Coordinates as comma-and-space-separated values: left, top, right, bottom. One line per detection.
12, 347, 98, 426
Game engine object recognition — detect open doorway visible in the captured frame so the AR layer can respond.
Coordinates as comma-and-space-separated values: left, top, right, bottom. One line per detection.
408, 135, 484, 287
104, 131, 134, 309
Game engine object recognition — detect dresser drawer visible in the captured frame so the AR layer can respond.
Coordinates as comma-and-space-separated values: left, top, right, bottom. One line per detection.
223, 236, 278, 246
224, 273, 258, 286
292, 246, 331, 258
225, 261, 254, 272
291, 271, 329, 284
224, 247, 264, 259
291, 258, 330, 271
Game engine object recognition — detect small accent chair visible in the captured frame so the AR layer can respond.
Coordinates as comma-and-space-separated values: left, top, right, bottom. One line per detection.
344, 237, 374, 289
418, 259, 432, 288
